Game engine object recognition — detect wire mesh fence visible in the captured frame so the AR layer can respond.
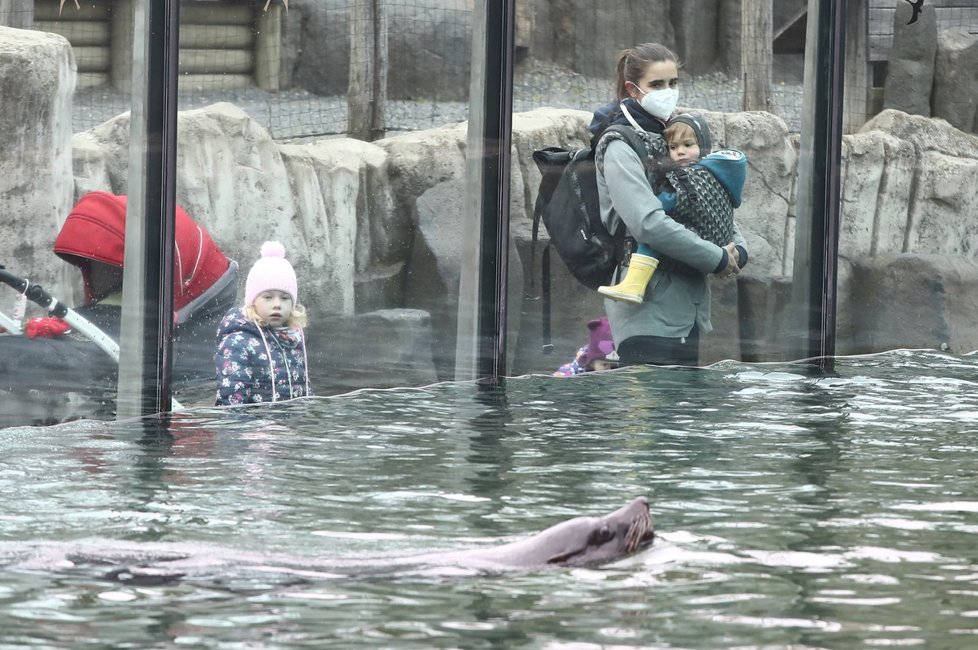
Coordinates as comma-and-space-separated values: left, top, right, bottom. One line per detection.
5, 0, 978, 140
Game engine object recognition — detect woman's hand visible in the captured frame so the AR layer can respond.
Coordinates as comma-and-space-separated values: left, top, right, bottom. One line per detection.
718, 243, 740, 279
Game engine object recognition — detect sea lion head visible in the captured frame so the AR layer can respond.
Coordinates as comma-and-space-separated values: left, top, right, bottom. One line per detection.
542, 496, 655, 567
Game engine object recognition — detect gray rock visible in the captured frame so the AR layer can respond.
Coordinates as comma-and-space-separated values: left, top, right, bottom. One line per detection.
0, 26, 76, 305
883, 0, 937, 117
933, 31, 978, 134
845, 254, 978, 354
306, 308, 438, 392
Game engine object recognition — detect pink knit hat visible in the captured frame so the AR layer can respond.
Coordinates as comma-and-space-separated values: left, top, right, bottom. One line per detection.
244, 241, 298, 306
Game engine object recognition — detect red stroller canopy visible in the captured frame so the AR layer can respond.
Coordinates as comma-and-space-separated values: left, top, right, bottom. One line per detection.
54, 191, 232, 318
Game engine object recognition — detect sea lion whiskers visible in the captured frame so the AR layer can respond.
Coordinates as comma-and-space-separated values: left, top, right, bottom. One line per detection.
624, 509, 653, 553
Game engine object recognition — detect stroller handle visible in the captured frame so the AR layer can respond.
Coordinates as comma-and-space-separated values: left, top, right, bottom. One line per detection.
1, 264, 185, 412
0, 265, 68, 318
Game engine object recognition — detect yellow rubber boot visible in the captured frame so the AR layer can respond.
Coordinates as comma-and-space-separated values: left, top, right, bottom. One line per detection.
597, 254, 659, 304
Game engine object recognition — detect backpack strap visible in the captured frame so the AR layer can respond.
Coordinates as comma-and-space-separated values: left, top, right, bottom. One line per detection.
593, 125, 663, 278
541, 244, 552, 354
531, 146, 577, 354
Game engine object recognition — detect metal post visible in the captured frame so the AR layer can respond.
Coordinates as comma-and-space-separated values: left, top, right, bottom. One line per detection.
455, 0, 515, 387
791, 0, 846, 372
117, 0, 180, 420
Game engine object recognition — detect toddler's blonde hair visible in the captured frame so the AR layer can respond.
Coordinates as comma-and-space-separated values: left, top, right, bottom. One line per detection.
244, 302, 308, 329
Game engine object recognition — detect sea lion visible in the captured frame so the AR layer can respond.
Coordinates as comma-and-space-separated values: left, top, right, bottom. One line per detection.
0, 497, 656, 581
402, 496, 656, 569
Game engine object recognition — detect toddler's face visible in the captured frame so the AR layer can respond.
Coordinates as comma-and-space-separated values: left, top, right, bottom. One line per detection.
668, 137, 700, 166
253, 290, 294, 327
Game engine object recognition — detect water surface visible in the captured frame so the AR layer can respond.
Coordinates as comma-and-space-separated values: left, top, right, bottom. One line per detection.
2, 350, 977, 648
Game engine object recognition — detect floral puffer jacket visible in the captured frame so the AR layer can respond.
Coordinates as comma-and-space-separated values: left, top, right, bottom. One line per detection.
214, 307, 311, 406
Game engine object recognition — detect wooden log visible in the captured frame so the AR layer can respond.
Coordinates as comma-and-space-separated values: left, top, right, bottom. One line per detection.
73, 44, 110, 72
176, 73, 254, 92
180, 23, 253, 49
76, 70, 109, 88
34, 19, 110, 46
844, 0, 870, 134
110, 0, 132, 93
178, 48, 253, 75
254, 3, 280, 90
741, 0, 773, 112
180, 3, 254, 26
348, 0, 388, 141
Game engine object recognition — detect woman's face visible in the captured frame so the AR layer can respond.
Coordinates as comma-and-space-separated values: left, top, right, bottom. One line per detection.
253, 290, 294, 327
627, 60, 680, 100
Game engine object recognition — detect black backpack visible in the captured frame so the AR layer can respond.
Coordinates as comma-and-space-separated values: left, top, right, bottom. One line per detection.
530, 124, 647, 351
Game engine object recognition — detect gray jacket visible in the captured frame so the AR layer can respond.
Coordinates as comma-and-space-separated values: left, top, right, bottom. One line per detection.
597, 138, 748, 342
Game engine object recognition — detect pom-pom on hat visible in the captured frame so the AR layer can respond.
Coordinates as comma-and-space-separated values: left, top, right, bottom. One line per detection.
244, 241, 298, 307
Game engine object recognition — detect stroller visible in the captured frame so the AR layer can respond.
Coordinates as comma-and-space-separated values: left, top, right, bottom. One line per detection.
0, 191, 238, 426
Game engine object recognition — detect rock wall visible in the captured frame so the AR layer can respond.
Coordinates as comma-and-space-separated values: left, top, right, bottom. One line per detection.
885, 1, 978, 135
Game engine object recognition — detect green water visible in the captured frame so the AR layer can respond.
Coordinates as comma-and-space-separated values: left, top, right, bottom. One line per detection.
2, 350, 978, 648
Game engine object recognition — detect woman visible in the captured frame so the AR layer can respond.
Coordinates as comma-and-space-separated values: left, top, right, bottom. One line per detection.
594, 42, 747, 366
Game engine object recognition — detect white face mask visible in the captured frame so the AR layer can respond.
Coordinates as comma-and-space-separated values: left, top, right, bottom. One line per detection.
632, 85, 679, 120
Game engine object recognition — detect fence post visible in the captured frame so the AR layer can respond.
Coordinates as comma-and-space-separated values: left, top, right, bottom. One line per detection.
843, 0, 870, 133
348, 0, 387, 141
255, 3, 282, 91
741, 0, 773, 111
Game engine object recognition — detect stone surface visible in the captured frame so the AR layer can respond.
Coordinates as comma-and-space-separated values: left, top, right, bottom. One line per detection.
0, 25, 76, 305
933, 31, 978, 135
845, 254, 978, 355
883, 0, 937, 118
306, 308, 439, 393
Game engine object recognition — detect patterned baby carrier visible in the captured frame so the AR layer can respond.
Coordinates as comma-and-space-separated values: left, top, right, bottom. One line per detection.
595, 120, 737, 277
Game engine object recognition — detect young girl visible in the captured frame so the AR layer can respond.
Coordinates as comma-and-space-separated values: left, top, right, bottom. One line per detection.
593, 42, 746, 367
553, 316, 619, 376
214, 241, 312, 405
598, 113, 748, 303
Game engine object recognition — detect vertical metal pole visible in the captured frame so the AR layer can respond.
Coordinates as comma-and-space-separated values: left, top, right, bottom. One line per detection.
117, 0, 180, 420
455, 0, 515, 386
476, 0, 515, 385
791, 0, 846, 372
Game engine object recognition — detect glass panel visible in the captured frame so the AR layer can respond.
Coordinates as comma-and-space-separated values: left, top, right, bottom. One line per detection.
513, 0, 978, 376
3, 1, 978, 428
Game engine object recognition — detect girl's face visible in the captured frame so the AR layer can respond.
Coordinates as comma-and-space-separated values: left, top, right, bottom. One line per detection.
253, 290, 293, 327
669, 137, 700, 166
627, 60, 679, 99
